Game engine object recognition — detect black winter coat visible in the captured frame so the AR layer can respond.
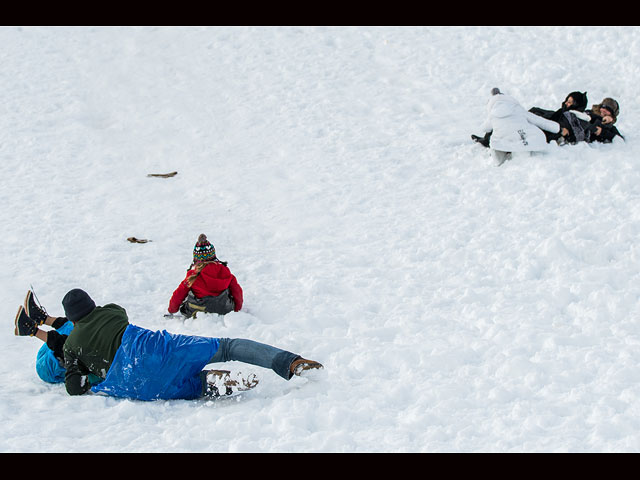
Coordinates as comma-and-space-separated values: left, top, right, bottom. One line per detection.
584, 110, 624, 143
529, 107, 623, 144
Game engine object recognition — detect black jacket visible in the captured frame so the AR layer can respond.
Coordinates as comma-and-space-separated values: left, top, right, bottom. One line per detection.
584, 110, 624, 143
528, 106, 571, 142
529, 107, 623, 144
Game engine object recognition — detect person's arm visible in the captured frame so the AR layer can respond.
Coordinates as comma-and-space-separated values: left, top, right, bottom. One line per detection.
526, 111, 560, 133
168, 279, 191, 313
228, 275, 243, 311
595, 124, 623, 142
64, 350, 92, 396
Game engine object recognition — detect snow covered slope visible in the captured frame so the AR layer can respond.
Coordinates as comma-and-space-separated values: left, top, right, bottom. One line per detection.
2, 26, 640, 452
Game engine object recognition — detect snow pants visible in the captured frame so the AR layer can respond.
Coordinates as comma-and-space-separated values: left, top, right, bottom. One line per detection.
180, 290, 235, 317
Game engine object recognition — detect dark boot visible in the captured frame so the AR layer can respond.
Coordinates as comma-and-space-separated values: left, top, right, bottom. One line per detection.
290, 358, 324, 377
23, 290, 48, 326
471, 132, 491, 148
14, 306, 38, 336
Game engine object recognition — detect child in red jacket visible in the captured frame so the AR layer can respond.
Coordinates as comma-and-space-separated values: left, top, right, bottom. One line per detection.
168, 234, 243, 317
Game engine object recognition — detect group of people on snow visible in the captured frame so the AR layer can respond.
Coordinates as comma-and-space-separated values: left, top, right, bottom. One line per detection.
12, 87, 626, 402
14, 234, 323, 401
471, 88, 624, 166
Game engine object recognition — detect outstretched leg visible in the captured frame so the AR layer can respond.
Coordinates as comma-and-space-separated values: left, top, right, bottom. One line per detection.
209, 338, 322, 380
14, 305, 68, 361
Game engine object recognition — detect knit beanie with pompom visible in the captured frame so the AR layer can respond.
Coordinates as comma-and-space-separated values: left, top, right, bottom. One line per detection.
193, 234, 216, 263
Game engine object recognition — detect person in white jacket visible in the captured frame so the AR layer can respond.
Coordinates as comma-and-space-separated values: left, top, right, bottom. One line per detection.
480, 88, 561, 166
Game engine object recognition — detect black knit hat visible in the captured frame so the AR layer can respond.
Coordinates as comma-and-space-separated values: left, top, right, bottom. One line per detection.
565, 91, 588, 111
62, 289, 96, 322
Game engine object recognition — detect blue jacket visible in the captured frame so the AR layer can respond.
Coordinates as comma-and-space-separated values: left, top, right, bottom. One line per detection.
35, 321, 74, 383
91, 324, 220, 401
36, 321, 102, 385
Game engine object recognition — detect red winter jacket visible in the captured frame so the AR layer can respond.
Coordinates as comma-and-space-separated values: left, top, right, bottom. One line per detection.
168, 262, 243, 314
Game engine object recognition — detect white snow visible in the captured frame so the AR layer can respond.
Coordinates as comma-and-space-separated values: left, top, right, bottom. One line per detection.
2, 26, 640, 452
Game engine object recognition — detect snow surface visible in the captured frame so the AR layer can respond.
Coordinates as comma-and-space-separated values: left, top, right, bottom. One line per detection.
2, 26, 640, 452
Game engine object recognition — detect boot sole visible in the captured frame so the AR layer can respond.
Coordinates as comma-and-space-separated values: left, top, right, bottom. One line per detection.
205, 370, 259, 398
14, 306, 27, 336
14, 306, 21, 335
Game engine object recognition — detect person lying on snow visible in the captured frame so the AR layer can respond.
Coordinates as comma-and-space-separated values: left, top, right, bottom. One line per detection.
529, 94, 623, 144
527, 90, 589, 142
473, 91, 623, 147
584, 97, 624, 143
472, 90, 584, 148
475, 88, 562, 166
15, 288, 323, 400
168, 234, 243, 317
14, 290, 101, 385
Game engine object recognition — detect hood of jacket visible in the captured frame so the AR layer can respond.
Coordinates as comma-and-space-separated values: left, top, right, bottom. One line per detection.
191, 262, 234, 296
487, 94, 520, 119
